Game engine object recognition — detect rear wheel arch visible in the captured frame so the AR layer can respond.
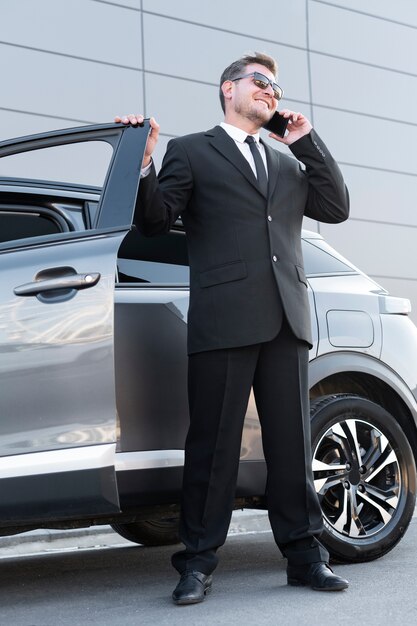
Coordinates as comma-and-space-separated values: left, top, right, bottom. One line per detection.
309, 353, 417, 464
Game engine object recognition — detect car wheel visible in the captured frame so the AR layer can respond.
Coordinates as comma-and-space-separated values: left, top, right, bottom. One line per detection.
111, 517, 180, 546
310, 393, 416, 563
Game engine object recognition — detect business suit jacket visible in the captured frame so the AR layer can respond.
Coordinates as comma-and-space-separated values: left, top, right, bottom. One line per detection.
136, 126, 349, 354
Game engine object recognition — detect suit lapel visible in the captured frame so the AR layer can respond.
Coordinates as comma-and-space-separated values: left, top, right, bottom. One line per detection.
262, 139, 281, 201
206, 126, 266, 198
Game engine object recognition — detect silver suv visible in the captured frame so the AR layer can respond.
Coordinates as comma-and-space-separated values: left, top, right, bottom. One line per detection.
0, 122, 415, 563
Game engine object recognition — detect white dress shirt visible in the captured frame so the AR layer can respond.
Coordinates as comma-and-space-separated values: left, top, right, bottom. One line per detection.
220, 122, 269, 178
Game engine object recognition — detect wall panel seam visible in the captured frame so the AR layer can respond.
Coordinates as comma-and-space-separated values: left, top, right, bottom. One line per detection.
311, 0, 417, 30
0, 41, 143, 72
311, 49, 417, 80
140, 0, 146, 117
338, 161, 417, 178
370, 275, 417, 283
306, 0, 314, 125
312, 103, 417, 129
306, 0, 318, 233
341, 218, 417, 229
0, 107, 94, 125
91, 0, 140, 12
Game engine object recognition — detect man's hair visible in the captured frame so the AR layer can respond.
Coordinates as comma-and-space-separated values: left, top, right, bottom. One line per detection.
219, 52, 278, 113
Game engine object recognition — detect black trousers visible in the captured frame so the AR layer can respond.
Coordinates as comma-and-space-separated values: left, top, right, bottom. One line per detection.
172, 318, 328, 575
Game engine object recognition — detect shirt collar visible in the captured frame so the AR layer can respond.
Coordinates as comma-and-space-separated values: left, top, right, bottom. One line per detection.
220, 122, 261, 145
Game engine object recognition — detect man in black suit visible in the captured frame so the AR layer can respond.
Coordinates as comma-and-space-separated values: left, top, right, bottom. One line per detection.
117, 51, 350, 604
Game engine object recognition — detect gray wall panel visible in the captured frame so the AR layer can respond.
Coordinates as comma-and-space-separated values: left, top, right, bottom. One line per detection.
341, 165, 417, 226
312, 107, 417, 174
310, 53, 417, 124
143, 14, 310, 102
2, 45, 142, 123
98, 0, 140, 8
309, 1, 417, 74
317, 0, 417, 26
0, 111, 79, 142
319, 220, 417, 281
145, 74, 219, 137
143, 0, 307, 48
0, 0, 142, 67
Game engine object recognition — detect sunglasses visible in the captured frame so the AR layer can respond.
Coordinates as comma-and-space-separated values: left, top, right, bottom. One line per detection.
231, 71, 284, 101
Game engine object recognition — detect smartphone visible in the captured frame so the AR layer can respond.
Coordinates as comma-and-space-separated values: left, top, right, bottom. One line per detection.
263, 112, 289, 138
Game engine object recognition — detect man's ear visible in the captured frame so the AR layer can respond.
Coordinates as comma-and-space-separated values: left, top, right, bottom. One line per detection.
221, 80, 233, 105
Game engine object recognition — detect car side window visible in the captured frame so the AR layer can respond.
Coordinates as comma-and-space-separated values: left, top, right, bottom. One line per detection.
0, 141, 113, 187
0, 208, 65, 243
0, 195, 93, 245
0, 140, 112, 247
117, 228, 189, 285
302, 239, 356, 277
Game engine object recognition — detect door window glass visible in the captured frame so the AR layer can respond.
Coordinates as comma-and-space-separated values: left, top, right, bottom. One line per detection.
0, 141, 113, 187
0, 211, 63, 243
302, 239, 355, 276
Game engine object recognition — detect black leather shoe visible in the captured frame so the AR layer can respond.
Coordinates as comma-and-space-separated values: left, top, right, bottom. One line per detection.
172, 571, 213, 605
287, 562, 348, 591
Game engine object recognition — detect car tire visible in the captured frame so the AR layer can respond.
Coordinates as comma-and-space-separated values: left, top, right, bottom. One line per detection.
310, 393, 416, 563
111, 517, 180, 546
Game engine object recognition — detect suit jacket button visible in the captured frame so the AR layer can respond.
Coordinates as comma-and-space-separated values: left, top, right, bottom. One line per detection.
267, 215, 272, 221
272, 255, 278, 262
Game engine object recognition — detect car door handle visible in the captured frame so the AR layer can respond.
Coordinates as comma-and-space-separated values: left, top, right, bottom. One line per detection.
14, 272, 101, 297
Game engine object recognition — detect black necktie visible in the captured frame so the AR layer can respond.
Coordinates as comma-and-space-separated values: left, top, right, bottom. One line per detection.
245, 135, 268, 196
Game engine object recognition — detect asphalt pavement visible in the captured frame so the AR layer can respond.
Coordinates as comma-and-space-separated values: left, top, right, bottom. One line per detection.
0, 510, 416, 626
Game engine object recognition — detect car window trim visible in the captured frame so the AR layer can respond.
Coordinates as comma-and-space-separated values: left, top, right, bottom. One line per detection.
0, 123, 123, 157
0, 225, 130, 254
0, 181, 100, 201
307, 271, 358, 278
115, 282, 189, 289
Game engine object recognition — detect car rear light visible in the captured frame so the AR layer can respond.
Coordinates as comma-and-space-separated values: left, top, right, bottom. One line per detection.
379, 295, 411, 315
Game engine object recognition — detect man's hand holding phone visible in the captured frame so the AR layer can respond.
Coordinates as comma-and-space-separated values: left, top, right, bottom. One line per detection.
114, 114, 160, 167
264, 109, 312, 146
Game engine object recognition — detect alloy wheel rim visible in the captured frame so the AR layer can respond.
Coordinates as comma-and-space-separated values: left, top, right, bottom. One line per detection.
312, 417, 401, 538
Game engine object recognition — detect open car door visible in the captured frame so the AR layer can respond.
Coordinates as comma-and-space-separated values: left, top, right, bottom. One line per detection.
0, 123, 149, 525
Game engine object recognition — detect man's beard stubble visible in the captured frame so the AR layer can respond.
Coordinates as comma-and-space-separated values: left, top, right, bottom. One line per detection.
234, 100, 273, 127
